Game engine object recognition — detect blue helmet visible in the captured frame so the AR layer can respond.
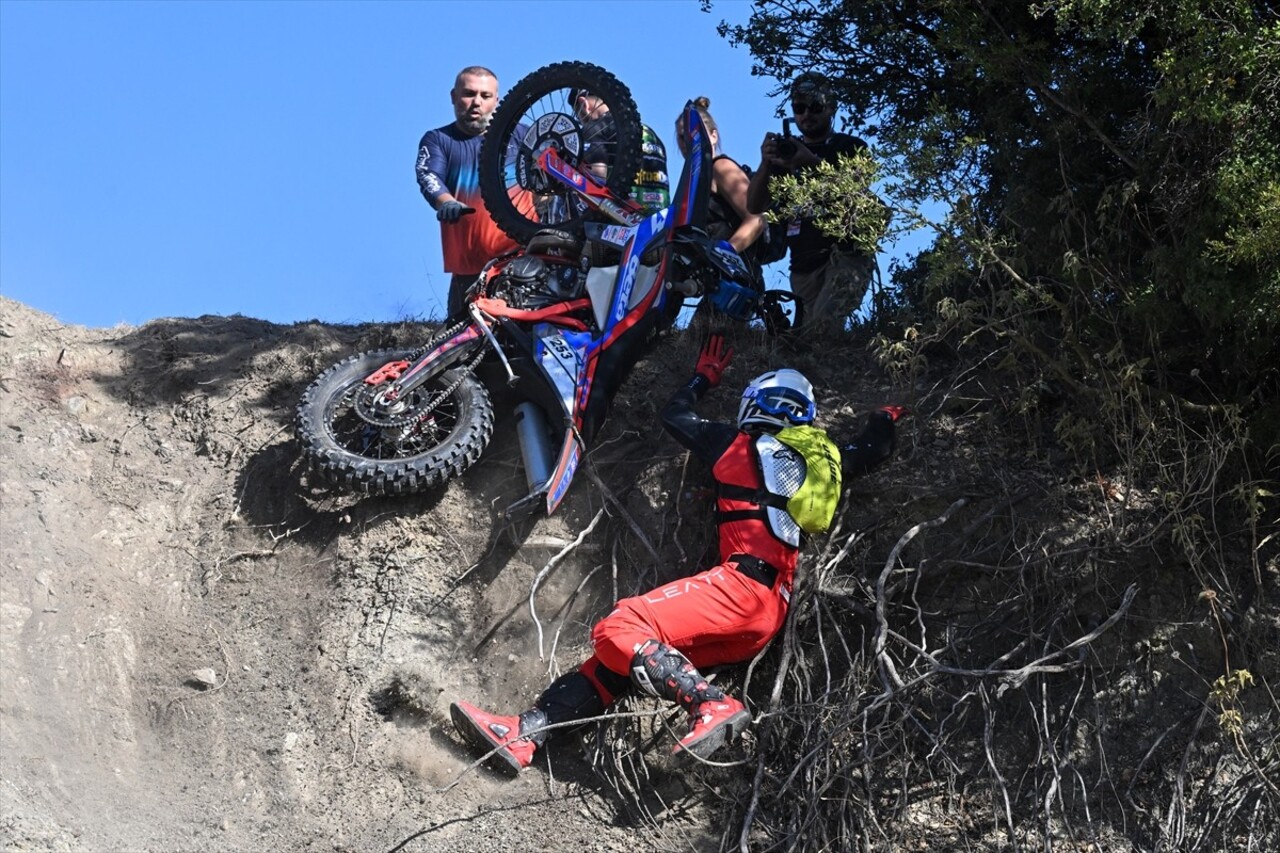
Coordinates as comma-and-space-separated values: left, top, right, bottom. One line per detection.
737, 369, 817, 431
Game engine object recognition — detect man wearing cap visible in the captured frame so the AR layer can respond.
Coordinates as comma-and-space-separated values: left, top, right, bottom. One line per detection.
416, 66, 522, 320
747, 72, 876, 337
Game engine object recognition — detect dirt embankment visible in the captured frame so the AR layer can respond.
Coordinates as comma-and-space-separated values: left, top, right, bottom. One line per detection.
2, 295, 1276, 852
0, 297, 701, 852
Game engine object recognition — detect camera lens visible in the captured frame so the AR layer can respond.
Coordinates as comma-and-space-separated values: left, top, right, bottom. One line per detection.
777, 138, 797, 158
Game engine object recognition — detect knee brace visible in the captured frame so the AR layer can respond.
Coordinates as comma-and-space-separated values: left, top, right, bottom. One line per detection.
629, 640, 724, 711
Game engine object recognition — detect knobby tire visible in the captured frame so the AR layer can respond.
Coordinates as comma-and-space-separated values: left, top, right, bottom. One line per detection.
480, 61, 644, 244
295, 349, 493, 496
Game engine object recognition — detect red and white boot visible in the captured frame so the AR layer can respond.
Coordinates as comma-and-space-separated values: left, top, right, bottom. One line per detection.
676, 696, 752, 759
630, 640, 753, 759
449, 701, 539, 775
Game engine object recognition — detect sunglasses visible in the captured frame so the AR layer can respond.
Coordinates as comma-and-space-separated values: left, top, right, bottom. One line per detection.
792, 101, 827, 115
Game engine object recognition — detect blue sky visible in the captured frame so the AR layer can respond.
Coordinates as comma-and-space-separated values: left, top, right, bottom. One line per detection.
1, 0, 929, 329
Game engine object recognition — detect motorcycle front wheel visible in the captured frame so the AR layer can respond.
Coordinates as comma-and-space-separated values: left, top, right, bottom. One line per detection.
479, 61, 643, 244
295, 349, 494, 496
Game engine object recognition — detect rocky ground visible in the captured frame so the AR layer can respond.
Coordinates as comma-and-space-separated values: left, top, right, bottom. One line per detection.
1, 294, 1275, 852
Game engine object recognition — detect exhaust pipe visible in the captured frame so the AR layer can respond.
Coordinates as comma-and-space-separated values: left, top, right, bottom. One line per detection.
514, 402, 554, 492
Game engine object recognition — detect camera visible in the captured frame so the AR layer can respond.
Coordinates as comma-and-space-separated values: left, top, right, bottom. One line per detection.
776, 118, 797, 159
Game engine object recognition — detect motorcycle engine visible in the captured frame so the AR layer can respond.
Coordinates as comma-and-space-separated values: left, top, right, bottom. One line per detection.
492, 255, 584, 309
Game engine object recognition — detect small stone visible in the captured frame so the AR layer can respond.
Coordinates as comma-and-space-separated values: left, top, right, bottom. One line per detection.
190, 668, 218, 688
283, 732, 299, 751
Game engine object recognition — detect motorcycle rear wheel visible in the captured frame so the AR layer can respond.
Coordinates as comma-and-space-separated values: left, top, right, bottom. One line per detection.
479, 61, 643, 244
296, 349, 493, 496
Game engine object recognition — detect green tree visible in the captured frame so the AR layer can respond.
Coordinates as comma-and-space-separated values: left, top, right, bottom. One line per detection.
720, 0, 1277, 422
713, 4, 1279, 849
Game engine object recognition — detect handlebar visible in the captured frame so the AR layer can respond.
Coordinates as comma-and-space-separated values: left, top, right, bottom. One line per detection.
669, 229, 754, 289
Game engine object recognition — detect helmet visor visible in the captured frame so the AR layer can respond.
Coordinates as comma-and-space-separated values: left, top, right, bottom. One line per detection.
752, 387, 815, 423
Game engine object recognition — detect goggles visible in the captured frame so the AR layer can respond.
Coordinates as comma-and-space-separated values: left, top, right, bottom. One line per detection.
750, 387, 815, 423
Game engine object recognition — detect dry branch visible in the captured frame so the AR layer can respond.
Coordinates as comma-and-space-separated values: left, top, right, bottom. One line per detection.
529, 508, 605, 659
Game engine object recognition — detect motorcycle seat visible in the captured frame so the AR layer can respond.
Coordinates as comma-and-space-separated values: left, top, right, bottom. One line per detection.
526, 228, 584, 256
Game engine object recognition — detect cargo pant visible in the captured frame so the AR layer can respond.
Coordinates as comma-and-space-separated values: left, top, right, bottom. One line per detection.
790, 248, 876, 336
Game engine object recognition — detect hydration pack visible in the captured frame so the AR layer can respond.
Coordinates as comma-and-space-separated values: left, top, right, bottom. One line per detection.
773, 425, 843, 533
720, 426, 845, 545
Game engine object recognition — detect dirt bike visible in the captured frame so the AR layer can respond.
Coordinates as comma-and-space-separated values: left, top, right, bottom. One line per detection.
295, 62, 795, 515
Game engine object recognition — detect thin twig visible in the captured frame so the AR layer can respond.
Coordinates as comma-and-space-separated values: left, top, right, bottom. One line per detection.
530, 508, 605, 658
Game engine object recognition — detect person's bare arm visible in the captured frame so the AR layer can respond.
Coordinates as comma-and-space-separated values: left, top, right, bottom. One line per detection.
715, 159, 765, 253
746, 134, 777, 215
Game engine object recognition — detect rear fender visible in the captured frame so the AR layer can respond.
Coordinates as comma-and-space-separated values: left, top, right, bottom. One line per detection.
514, 325, 594, 516
544, 430, 583, 515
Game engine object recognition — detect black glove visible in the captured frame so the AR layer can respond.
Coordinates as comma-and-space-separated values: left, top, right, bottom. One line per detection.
437, 200, 472, 222
841, 406, 907, 476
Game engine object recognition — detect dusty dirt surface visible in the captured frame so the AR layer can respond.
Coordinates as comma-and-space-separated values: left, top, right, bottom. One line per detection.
0, 296, 721, 852
6, 295, 892, 852
2, 294, 1276, 852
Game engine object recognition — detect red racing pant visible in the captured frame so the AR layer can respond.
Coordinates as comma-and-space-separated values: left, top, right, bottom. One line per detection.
588, 558, 790, 680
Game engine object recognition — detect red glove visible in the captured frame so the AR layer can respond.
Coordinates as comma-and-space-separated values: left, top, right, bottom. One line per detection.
878, 405, 909, 422
695, 334, 734, 387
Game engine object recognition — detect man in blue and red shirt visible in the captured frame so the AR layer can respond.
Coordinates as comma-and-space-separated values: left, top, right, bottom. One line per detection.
416, 66, 521, 320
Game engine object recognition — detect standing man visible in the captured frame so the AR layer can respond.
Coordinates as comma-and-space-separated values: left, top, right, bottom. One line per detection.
417, 66, 520, 320
747, 72, 877, 337
449, 334, 905, 774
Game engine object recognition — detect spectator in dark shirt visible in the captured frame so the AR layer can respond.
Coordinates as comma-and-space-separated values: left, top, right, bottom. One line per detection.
747, 72, 877, 337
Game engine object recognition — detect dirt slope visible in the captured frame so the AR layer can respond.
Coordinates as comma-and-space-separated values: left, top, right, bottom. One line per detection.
0, 296, 716, 852
2, 295, 1275, 852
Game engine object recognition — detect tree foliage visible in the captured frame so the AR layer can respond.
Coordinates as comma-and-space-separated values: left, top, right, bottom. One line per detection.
707, 2, 1280, 850
766, 149, 892, 254
721, 0, 1277, 426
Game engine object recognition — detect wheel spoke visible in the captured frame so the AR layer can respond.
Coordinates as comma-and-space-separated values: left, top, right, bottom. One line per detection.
298, 349, 494, 496
323, 375, 467, 463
